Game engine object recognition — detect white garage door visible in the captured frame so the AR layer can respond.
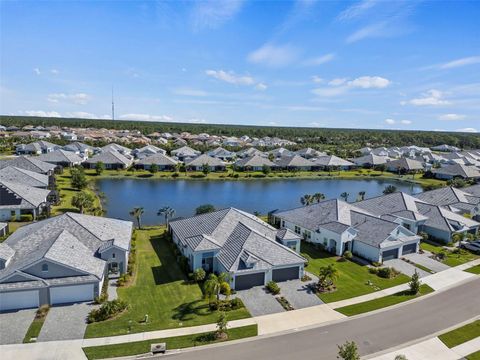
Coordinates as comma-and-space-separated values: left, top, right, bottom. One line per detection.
0, 290, 39, 311
50, 284, 94, 305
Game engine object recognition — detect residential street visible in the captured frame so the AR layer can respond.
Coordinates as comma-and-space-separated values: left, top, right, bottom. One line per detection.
166, 278, 480, 360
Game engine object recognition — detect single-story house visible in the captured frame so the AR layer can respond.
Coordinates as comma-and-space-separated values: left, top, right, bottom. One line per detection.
294, 148, 327, 159
314, 155, 354, 170
132, 145, 166, 159
268, 148, 293, 159
272, 199, 421, 263
351, 154, 390, 167
15, 141, 59, 155
0, 213, 133, 311
100, 143, 132, 156
386, 158, 424, 173
275, 155, 316, 171
169, 208, 305, 290
0, 179, 53, 221
62, 142, 94, 157
234, 155, 277, 171
207, 147, 236, 161
37, 149, 84, 168
171, 146, 200, 161
0, 156, 56, 176
0, 166, 50, 189
431, 144, 461, 152
432, 164, 480, 180
84, 150, 133, 170
135, 153, 178, 171
185, 154, 226, 172
236, 147, 266, 159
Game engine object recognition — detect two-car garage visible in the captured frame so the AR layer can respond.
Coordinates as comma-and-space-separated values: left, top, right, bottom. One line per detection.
234, 266, 301, 290
0, 290, 39, 312
272, 266, 300, 282
50, 284, 94, 305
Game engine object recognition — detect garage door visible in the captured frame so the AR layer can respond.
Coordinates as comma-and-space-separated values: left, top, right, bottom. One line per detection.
0, 290, 39, 311
402, 243, 417, 255
382, 249, 399, 261
50, 284, 94, 305
272, 267, 299, 282
235, 272, 265, 290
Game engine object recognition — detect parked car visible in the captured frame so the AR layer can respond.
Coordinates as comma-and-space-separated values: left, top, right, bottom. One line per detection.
462, 241, 480, 253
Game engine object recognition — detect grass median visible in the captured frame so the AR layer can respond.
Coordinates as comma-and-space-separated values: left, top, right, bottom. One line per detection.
82, 324, 258, 360
438, 320, 480, 348
465, 265, 480, 275
335, 284, 434, 316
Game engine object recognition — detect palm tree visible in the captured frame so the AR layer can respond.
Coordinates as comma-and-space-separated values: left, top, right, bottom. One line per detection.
340, 192, 350, 202
383, 185, 397, 195
157, 206, 175, 227
313, 192, 325, 203
318, 264, 339, 288
358, 191, 366, 201
300, 194, 314, 206
204, 272, 231, 301
129, 207, 144, 229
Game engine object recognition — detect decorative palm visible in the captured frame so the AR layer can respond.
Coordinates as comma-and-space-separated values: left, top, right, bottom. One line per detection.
340, 192, 349, 202
383, 185, 397, 195
157, 206, 175, 227
204, 272, 231, 301
129, 207, 144, 229
318, 264, 339, 288
313, 193, 325, 203
300, 194, 314, 206
358, 191, 366, 201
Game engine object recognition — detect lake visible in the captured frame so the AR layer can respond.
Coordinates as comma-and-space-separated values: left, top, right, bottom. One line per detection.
97, 178, 423, 225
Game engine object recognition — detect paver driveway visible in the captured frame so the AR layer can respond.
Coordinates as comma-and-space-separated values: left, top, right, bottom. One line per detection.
278, 279, 323, 309
0, 308, 37, 344
403, 253, 450, 273
384, 259, 429, 278
235, 286, 284, 317
38, 303, 93, 341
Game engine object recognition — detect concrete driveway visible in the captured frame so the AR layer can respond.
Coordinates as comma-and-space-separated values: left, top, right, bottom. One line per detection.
278, 280, 323, 309
383, 259, 429, 278
403, 252, 450, 273
235, 286, 284, 317
0, 309, 37, 344
38, 303, 94, 341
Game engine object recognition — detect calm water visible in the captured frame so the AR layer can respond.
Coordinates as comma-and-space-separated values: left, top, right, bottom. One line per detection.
97, 178, 423, 225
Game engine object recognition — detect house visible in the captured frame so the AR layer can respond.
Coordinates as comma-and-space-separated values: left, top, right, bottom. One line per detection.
0, 166, 50, 189
37, 149, 84, 168
100, 143, 132, 156
0, 180, 53, 221
351, 154, 390, 167
185, 154, 226, 172
356, 192, 479, 244
0, 213, 133, 311
314, 155, 354, 170
236, 147, 266, 159
84, 150, 133, 170
171, 146, 201, 161
169, 208, 305, 290
431, 144, 461, 152
268, 147, 293, 159
62, 142, 94, 157
0, 156, 56, 176
0, 223, 8, 237
386, 158, 424, 173
135, 153, 178, 171
274, 155, 316, 171
272, 199, 421, 263
207, 147, 236, 161
15, 141, 58, 155
234, 155, 277, 171
432, 164, 480, 180
294, 148, 327, 159
132, 145, 166, 159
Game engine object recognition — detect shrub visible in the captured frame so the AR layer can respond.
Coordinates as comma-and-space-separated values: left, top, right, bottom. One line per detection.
343, 250, 353, 260
377, 267, 400, 279
266, 281, 280, 295
368, 267, 379, 274
192, 268, 206, 282
172, 172, 179, 178
409, 270, 421, 295
220, 282, 231, 296
87, 299, 128, 323
208, 298, 244, 312
371, 261, 382, 267
20, 214, 33, 222
230, 297, 244, 310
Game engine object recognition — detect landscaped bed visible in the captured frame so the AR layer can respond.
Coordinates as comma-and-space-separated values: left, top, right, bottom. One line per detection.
23, 305, 50, 343
84, 227, 250, 338
335, 284, 434, 316
301, 242, 410, 303
82, 324, 258, 360
438, 320, 480, 348
420, 242, 479, 267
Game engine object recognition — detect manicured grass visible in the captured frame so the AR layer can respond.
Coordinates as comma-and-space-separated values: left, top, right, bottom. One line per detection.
82, 324, 258, 360
301, 242, 410, 303
467, 350, 480, 360
439, 320, 480, 348
23, 319, 46, 343
420, 242, 479, 267
84, 227, 250, 338
465, 265, 480, 274
336, 284, 434, 316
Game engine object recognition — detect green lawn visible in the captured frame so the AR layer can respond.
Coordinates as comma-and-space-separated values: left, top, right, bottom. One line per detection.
466, 265, 480, 275
420, 242, 479, 267
84, 227, 250, 338
336, 284, 434, 316
23, 319, 46, 343
301, 242, 410, 303
438, 320, 480, 348
83, 324, 257, 360
467, 351, 480, 360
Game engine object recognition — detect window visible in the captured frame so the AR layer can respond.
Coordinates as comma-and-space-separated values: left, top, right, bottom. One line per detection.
281, 220, 285, 227
303, 230, 311, 240
112, 252, 116, 259
10, 211, 15, 217
294, 226, 301, 234
42, 263, 49, 272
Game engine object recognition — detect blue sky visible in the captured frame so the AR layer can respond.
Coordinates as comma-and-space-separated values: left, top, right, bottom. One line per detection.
1, 0, 479, 132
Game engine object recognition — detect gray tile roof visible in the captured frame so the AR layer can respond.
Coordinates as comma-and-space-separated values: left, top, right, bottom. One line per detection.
433, 164, 480, 178
463, 184, 480, 197
415, 186, 480, 207
37, 149, 84, 165
314, 155, 354, 167
171, 146, 200, 157
294, 148, 327, 158
351, 154, 390, 166
85, 150, 132, 166
63, 141, 94, 153
0, 156, 56, 174
0, 166, 49, 188
275, 155, 316, 168
234, 155, 276, 168
387, 157, 424, 171
236, 147, 266, 158
136, 153, 178, 166
0, 179, 51, 209
186, 154, 225, 167
276, 228, 302, 241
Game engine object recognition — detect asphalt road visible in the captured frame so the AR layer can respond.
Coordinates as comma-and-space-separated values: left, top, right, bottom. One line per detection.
165, 278, 480, 360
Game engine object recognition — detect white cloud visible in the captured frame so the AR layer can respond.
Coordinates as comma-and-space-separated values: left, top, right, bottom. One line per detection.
404, 89, 450, 106
33, 68, 41, 75
173, 88, 209, 97
119, 113, 173, 122
328, 78, 348, 86
64, 111, 99, 119
24, 110, 61, 117
337, 0, 378, 21
302, 53, 335, 66
191, 0, 243, 30
439, 56, 480, 69
247, 43, 299, 68
205, 70, 255, 86
311, 87, 349, 97
384, 118, 395, 125
439, 113, 466, 121
188, 118, 207, 124
384, 118, 412, 126
400, 119, 412, 125
312, 76, 324, 83
255, 83, 268, 91
309, 121, 325, 127
346, 22, 387, 43
47, 93, 91, 105
456, 127, 477, 133
50, 69, 59, 75
348, 76, 390, 89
